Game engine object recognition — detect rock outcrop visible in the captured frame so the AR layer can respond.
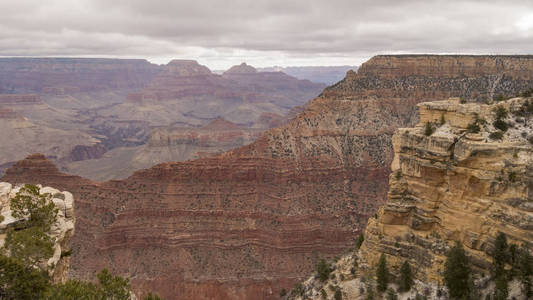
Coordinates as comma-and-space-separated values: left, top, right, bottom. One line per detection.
0, 181, 75, 283
2, 55, 533, 300
223, 62, 257, 74
359, 97, 533, 282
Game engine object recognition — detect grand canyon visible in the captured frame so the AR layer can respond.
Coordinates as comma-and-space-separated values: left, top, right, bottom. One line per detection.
2, 55, 533, 299
0, 58, 326, 180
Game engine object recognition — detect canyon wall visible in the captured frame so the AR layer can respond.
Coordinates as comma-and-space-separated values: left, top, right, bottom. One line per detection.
3, 55, 533, 300
359, 97, 533, 282
0, 58, 160, 94
287, 96, 533, 300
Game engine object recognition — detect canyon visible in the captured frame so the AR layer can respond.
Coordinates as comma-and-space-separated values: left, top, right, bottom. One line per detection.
2, 55, 533, 299
0, 58, 324, 179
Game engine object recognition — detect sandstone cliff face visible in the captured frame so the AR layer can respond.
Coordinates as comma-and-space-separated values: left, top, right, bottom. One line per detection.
0, 181, 75, 283
360, 97, 533, 283
2, 55, 533, 300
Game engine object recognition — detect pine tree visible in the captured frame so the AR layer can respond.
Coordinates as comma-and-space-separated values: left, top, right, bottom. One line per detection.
518, 246, 533, 298
492, 232, 508, 277
398, 260, 413, 292
355, 234, 364, 250
376, 253, 389, 292
316, 259, 332, 282
444, 243, 471, 299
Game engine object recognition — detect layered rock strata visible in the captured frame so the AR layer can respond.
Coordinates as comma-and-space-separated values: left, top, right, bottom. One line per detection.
360, 97, 533, 282
3, 55, 533, 299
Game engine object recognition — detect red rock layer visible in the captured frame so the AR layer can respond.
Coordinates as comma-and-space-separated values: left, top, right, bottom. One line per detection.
3, 55, 533, 300
0, 94, 42, 104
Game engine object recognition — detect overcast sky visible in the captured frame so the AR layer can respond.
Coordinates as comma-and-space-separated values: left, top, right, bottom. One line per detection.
1, 0, 532, 69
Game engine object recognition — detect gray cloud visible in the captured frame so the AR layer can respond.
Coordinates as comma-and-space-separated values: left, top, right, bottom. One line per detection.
0, 0, 532, 69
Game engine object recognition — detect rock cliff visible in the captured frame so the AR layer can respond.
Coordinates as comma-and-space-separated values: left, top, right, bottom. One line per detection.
286, 96, 533, 300
0, 181, 75, 283
360, 96, 533, 281
2, 55, 533, 300
118, 60, 325, 127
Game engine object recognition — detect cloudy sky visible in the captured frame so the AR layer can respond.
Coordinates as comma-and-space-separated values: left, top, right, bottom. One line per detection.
1, 0, 532, 69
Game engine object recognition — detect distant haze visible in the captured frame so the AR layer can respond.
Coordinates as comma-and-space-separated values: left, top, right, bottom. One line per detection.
258, 66, 358, 85
0, 0, 532, 69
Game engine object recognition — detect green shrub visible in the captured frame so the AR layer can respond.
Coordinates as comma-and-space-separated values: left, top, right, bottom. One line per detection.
493, 119, 509, 132
493, 106, 508, 120
317, 259, 333, 282
291, 283, 304, 297
144, 292, 164, 300
489, 131, 504, 140
0, 255, 50, 300
395, 171, 402, 180
467, 122, 481, 133
460, 97, 467, 104
424, 122, 435, 136
508, 171, 517, 183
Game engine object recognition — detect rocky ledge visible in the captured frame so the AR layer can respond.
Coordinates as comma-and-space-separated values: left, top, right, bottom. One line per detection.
0, 182, 75, 283
360, 97, 533, 281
